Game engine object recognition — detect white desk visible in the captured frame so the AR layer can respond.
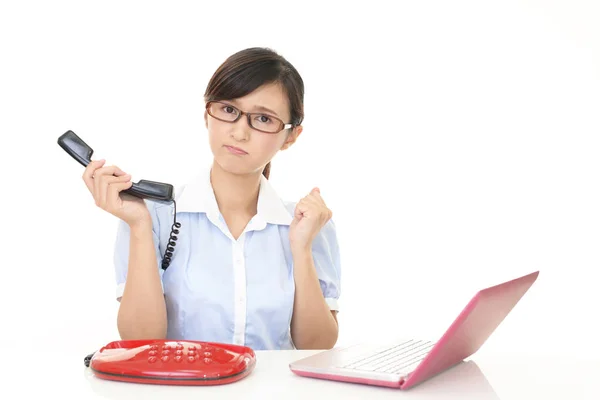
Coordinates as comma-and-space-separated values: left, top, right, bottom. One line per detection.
15, 349, 600, 399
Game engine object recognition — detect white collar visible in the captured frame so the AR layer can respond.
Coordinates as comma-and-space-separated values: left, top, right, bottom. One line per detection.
174, 166, 293, 227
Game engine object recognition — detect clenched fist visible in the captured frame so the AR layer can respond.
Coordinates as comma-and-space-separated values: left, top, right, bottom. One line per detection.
289, 187, 333, 253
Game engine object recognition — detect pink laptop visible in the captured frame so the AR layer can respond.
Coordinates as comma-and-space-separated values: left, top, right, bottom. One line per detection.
289, 270, 539, 390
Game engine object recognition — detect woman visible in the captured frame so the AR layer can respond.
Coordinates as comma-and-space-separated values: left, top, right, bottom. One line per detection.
82, 47, 341, 350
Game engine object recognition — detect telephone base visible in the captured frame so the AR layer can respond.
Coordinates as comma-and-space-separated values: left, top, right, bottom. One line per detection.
89, 339, 256, 386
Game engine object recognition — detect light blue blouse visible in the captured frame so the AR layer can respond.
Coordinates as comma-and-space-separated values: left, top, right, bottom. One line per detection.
112, 166, 341, 350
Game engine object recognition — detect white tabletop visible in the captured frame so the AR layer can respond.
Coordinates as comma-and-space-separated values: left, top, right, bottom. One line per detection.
13, 348, 599, 399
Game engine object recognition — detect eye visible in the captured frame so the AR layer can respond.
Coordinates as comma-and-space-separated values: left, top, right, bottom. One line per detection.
222, 106, 236, 114
255, 114, 272, 124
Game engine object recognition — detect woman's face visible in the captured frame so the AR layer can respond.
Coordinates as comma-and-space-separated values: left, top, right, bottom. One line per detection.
205, 82, 302, 176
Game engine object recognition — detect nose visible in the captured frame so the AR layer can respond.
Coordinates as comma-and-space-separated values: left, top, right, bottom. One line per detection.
230, 115, 251, 141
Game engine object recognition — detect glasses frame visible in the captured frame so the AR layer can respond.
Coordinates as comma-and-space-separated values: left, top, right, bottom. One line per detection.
205, 101, 294, 134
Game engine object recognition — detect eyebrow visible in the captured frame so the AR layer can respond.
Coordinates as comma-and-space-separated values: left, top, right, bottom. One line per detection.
228, 100, 281, 118
252, 105, 280, 117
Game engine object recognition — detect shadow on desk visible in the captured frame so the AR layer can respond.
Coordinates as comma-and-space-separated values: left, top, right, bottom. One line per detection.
403, 360, 501, 398
84, 358, 500, 399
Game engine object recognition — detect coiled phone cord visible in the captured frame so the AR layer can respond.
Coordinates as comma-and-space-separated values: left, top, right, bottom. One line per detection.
161, 200, 180, 271
84, 200, 180, 367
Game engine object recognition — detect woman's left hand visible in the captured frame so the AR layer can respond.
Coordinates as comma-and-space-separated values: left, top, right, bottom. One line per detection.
289, 187, 333, 253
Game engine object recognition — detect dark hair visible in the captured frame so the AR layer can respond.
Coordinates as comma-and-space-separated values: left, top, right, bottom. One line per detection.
204, 47, 305, 179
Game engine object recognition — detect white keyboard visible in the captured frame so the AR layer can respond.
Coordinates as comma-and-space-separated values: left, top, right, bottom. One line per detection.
338, 339, 435, 375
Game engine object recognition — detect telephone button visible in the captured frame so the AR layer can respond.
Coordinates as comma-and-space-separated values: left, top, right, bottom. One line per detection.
148, 356, 157, 363
161, 350, 170, 356
188, 356, 196, 363
204, 351, 212, 358
161, 356, 170, 362
204, 358, 212, 364
174, 355, 183, 363
175, 350, 183, 356
149, 350, 157, 356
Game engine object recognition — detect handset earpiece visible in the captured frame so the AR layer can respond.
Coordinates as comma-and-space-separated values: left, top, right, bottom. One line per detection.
57, 130, 93, 167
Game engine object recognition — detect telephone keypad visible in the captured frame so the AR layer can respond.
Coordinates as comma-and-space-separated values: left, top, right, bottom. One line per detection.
145, 342, 223, 364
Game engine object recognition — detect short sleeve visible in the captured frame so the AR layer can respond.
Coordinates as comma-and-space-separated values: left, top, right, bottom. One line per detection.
311, 218, 342, 311
113, 200, 165, 301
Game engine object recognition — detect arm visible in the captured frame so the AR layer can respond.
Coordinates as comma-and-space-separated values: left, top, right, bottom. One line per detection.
289, 187, 341, 350
290, 249, 339, 349
116, 218, 168, 340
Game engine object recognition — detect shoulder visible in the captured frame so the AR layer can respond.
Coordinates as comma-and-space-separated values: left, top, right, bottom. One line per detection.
144, 198, 173, 217
140, 195, 179, 234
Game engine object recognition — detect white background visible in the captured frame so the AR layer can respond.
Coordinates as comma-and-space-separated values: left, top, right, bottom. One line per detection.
1, 0, 599, 382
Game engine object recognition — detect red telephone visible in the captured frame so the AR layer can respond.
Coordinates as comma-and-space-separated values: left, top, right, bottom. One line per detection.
87, 339, 256, 385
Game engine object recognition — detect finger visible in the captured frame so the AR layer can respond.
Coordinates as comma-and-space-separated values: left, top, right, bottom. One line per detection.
93, 165, 127, 179
300, 195, 322, 209
294, 200, 310, 219
308, 187, 326, 204
299, 196, 332, 219
94, 166, 127, 205
99, 174, 131, 208
308, 187, 321, 199
296, 197, 313, 210
296, 201, 323, 220
82, 159, 105, 193
107, 178, 134, 211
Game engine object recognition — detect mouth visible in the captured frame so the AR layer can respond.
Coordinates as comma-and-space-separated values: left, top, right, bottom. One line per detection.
224, 145, 248, 155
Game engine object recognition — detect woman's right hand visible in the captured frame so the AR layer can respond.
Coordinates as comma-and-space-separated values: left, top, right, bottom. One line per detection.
82, 159, 151, 227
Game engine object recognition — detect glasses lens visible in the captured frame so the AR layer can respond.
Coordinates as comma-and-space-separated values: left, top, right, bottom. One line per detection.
249, 113, 283, 133
209, 102, 239, 122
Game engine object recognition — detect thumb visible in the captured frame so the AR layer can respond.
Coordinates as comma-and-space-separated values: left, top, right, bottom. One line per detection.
311, 187, 320, 194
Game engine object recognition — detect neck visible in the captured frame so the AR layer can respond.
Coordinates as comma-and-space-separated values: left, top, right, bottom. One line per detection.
210, 160, 262, 216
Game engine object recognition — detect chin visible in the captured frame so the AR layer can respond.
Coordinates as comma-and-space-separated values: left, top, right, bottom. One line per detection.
214, 157, 261, 176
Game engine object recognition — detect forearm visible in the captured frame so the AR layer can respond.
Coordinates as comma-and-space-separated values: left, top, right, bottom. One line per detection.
290, 249, 339, 349
117, 219, 167, 340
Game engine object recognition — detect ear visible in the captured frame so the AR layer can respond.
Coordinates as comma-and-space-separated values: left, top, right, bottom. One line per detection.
281, 125, 303, 151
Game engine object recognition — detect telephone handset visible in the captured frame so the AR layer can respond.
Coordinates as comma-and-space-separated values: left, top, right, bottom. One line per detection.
57, 130, 180, 271
86, 339, 256, 385
57, 130, 174, 203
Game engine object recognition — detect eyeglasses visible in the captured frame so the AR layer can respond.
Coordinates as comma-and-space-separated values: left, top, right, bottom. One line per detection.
206, 101, 293, 134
